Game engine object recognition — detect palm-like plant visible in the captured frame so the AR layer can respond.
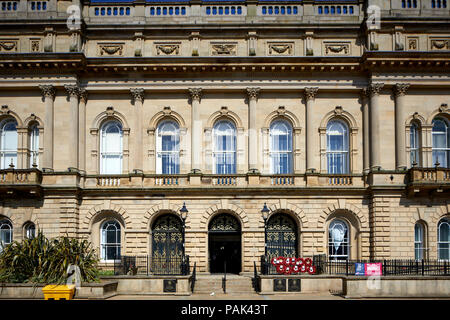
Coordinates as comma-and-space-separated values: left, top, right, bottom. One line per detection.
0, 231, 100, 284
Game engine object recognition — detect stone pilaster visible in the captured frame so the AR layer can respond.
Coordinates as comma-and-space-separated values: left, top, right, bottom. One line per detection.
246, 87, 260, 173
130, 88, 145, 172
361, 88, 370, 172
39, 85, 55, 170
369, 195, 391, 260
189, 88, 202, 172
79, 89, 88, 172
368, 83, 384, 169
65, 85, 80, 169
304, 87, 318, 172
393, 83, 410, 170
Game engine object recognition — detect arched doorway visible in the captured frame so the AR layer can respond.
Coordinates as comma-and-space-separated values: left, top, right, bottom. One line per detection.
208, 213, 241, 274
266, 213, 298, 258
152, 214, 183, 274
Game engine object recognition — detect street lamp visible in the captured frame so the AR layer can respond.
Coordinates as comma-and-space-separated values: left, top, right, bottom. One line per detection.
261, 203, 270, 257
179, 202, 188, 274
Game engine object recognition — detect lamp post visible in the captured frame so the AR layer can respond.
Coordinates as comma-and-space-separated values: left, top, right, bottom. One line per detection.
180, 202, 188, 274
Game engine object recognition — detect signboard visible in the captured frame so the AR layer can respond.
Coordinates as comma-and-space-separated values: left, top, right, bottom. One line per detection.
355, 263, 365, 276
365, 263, 382, 276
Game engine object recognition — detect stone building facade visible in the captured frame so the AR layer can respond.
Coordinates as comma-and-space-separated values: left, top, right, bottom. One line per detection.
0, 0, 449, 274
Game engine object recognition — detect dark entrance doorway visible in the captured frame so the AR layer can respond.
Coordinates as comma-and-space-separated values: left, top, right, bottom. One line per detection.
208, 213, 241, 274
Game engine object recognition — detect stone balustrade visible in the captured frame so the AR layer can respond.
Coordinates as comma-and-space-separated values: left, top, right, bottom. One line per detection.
410, 167, 450, 183
0, 169, 42, 185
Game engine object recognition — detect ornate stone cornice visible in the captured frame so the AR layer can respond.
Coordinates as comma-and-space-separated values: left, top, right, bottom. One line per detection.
188, 88, 202, 102
130, 88, 145, 104
304, 87, 318, 101
39, 85, 56, 99
246, 87, 260, 101
367, 83, 384, 97
393, 83, 410, 98
64, 85, 80, 98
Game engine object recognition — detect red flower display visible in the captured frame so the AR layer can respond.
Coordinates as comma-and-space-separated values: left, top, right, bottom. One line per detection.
270, 256, 316, 275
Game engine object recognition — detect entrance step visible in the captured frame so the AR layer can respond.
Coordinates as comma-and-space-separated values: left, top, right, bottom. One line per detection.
193, 274, 255, 294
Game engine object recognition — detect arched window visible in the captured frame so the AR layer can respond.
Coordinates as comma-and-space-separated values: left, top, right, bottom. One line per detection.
0, 119, 18, 169
438, 218, 449, 260
270, 120, 293, 174
29, 123, 39, 168
414, 222, 426, 260
432, 118, 449, 168
100, 220, 121, 261
213, 120, 236, 174
0, 219, 12, 251
410, 122, 421, 166
266, 213, 298, 258
328, 219, 349, 260
24, 222, 36, 240
100, 121, 123, 174
156, 120, 180, 174
326, 120, 349, 174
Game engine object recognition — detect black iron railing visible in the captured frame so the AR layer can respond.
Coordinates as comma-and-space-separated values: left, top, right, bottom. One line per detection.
113, 255, 190, 276
260, 255, 450, 276
190, 262, 196, 293
252, 261, 261, 292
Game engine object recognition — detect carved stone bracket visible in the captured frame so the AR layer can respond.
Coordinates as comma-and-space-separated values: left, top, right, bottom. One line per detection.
130, 88, 145, 104
79, 88, 88, 104
304, 87, 318, 101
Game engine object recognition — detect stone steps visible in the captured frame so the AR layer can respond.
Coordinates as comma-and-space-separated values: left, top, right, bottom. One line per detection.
193, 275, 255, 294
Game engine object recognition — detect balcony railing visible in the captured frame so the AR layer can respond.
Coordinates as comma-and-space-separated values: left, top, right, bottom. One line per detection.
0, 168, 42, 185
410, 167, 450, 183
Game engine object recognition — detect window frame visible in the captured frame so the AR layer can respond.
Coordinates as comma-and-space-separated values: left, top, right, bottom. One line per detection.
414, 222, 427, 260
99, 120, 124, 175
326, 119, 350, 174
438, 218, 450, 261
0, 118, 18, 169
156, 120, 180, 174
28, 123, 40, 168
432, 118, 450, 168
409, 121, 421, 167
328, 218, 350, 261
269, 119, 293, 174
0, 219, 13, 252
212, 120, 237, 174
100, 220, 121, 262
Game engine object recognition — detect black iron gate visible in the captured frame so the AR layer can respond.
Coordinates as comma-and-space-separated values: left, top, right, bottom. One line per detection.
152, 214, 184, 274
266, 213, 298, 259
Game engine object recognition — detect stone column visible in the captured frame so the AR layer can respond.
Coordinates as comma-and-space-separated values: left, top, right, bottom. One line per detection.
246, 87, 260, 173
65, 85, 80, 169
39, 85, 55, 169
368, 83, 384, 169
189, 88, 202, 172
130, 88, 145, 172
361, 88, 370, 172
78, 89, 88, 172
393, 83, 410, 170
304, 87, 318, 172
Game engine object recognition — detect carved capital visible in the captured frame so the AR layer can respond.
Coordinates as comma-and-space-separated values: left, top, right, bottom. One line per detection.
188, 88, 202, 102
130, 88, 145, 104
39, 85, 56, 99
64, 85, 80, 98
304, 87, 318, 101
361, 87, 370, 99
246, 87, 260, 101
79, 88, 88, 104
367, 83, 384, 97
393, 83, 410, 98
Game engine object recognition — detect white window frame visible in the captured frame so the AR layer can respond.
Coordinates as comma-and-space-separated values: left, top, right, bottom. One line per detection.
100, 220, 121, 262
212, 120, 236, 174
328, 219, 350, 261
438, 218, 450, 261
29, 123, 39, 168
326, 120, 349, 174
269, 120, 293, 174
410, 122, 421, 167
156, 120, 180, 174
414, 222, 426, 260
432, 118, 450, 168
0, 119, 18, 169
0, 219, 13, 252
24, 222, 36, 240
100, 120, 123, 175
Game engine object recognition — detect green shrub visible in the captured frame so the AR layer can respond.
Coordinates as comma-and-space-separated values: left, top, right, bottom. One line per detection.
0, 231, 100, 284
